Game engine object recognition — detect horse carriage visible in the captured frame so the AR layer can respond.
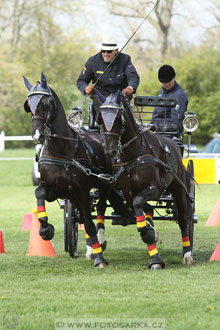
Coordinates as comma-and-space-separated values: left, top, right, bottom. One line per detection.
24, 73, 198, 269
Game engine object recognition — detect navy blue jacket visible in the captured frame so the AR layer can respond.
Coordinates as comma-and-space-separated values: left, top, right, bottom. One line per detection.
77, 52, 140, 97
152, 81, 188, 133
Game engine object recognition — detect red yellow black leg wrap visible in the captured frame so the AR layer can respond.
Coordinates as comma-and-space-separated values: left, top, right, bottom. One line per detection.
97, 214, 105, 225
96, 214, 105, 231
182, 236, 190, 247
147, 244, 158, 257
37, 205, 47, 219
136, 215, 147, 231
92, 242, 102, 255
145, 213, 153, 221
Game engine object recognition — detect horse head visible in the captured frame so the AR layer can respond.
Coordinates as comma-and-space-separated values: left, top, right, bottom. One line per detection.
23, 72, 57, 144
96, 89, 125, 157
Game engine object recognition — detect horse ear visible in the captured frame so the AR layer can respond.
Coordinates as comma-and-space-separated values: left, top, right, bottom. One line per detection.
41, 72, 47, 89
116, 89, 122, 105
23, 76, 32, 91
95, 89, 106, 104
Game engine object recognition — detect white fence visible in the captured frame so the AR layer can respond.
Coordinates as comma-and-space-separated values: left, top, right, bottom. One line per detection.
0, 131, 33, 152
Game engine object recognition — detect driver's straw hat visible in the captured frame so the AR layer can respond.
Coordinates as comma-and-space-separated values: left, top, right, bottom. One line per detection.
100, 36, 118, 51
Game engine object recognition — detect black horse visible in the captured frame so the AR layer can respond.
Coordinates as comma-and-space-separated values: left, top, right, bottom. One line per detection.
96, 90, 194, 270
23, 73, 125, 268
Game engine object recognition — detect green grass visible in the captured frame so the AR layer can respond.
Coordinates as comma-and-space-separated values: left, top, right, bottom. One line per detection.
1, 149, 220, 330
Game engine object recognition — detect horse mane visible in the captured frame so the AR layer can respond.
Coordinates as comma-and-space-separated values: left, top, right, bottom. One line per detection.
122, 96, 132, 112
50, 87, 65, 113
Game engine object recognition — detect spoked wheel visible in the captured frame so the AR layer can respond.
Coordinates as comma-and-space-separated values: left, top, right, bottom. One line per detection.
186, 160, 196, 255
63, 200, 79, 258
63, 200, 69, 252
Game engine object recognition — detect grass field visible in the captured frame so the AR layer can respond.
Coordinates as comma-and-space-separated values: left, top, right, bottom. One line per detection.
1, 149, 220, 330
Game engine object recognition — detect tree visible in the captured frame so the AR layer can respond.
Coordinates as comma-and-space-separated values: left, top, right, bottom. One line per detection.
137, 46, 220, 145
95, 0, 176, 59
0, 0, 92, 136
0, 0, 82, 48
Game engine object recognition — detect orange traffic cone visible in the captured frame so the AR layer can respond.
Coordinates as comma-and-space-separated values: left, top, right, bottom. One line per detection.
210, 241, 220, 261
205, 197, 220, 226
0, 231, 5, 253
27, 208, 57, 257
22, 213, 32, 230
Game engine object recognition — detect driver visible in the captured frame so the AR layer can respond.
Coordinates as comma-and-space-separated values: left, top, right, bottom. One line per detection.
152, 65, 188, 135
76, 36, 140, 112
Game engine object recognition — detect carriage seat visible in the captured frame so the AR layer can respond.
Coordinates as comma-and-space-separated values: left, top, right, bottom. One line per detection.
155, 123, 179, 136
148, 122, 183, 155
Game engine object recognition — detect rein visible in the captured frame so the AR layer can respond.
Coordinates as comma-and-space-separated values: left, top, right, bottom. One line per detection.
44, 130, 79, 141
121, 128, 144, 149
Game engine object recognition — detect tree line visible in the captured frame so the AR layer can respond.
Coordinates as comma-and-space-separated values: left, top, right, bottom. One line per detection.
1, 0, 220, 146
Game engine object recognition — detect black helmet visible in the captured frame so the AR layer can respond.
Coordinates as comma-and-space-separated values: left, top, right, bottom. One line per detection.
158, 65, 176, 83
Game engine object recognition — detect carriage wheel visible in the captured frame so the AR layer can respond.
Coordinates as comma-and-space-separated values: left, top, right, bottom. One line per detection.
63, 200, 79, 258
186, 160, 195, 254
63, 200, 69, 252
67, 201, 79, 258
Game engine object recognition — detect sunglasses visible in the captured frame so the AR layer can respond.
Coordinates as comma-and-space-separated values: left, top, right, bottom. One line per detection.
101, 50, 113, 54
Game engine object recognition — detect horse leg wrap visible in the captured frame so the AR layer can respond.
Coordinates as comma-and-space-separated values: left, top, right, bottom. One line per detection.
138, 214, 156, 245
85, 233, 107, 266
181, 231, 193, 264
182, 232, 191, 255
37, 206, 48, 226
96, 215, 105, 246
37, 205, 55, 241
85, 232, 94, 260
136, 215, 147, 231
148, 250, 165, 269
89, 235, 108, 267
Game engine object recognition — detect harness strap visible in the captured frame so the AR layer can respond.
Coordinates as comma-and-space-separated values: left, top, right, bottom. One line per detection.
113, 154, 192, 201
38, 156, 91, 173
44, 127, 100, 165
79, 134, 93, 164
38, 155, 112, 184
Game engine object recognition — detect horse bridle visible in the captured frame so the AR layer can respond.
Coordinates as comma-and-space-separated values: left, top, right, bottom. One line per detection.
27, 89, 60, 138
101, 105, 126, 153
27, 89, 90, 145
28, 90, 51, 123
101, 104, 144, 151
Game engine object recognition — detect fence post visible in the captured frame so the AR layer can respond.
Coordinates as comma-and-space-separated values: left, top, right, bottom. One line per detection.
0, 131, 5, 152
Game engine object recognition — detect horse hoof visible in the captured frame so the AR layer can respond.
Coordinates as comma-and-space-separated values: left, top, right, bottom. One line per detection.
150, 263, 163, 271
100, 241, 107, 252
86, 254, 95, 260
183, 252, 194, 265
97, 262, 108, 269
183, 256, 194, 265
94, 255, 108, 267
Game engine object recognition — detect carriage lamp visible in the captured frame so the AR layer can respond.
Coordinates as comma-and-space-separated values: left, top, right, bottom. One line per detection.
68, 107, 83, 128
183, 112, 198, 133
